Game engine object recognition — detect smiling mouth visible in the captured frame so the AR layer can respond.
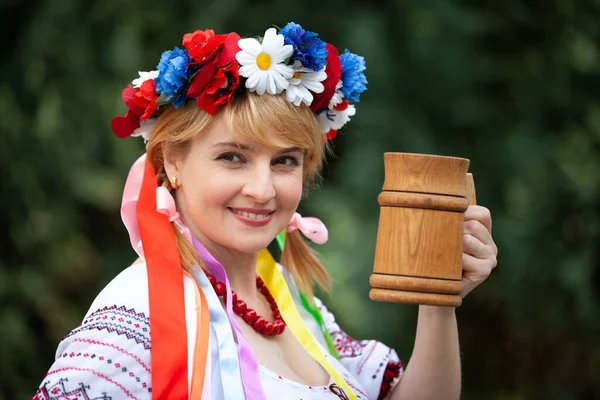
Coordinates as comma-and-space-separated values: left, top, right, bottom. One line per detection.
228, 208, 274, 220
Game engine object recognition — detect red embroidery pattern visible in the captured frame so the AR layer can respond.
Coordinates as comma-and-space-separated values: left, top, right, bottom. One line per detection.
66, 306, 150, 350
377, 360, 404, 400
33, 305, 153, 400
54, 349, 150, 391
345, 377, 369, 399
72, 338, 151, 373
34, 366, 141, 400
33, 378, 111, 400
330, 330, 369, 358
356, 342, 378, 375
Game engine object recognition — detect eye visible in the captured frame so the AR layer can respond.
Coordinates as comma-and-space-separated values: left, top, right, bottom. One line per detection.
273, 156, 300, 166
216, 152, 245, 163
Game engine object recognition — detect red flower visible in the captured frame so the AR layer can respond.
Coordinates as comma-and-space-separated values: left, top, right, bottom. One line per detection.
188, 34, 228, 65
135, 79, 159, 120
111, 81, 158, 138
121, 84, 140, 112
111, 84, 143, 138
310, 44, 342, 112
196, 61, 240, 114
187, 33, 241, 114
182, 29, 215, 52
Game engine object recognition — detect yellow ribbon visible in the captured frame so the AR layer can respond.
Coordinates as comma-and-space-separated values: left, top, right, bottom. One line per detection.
257, 249, 357, 400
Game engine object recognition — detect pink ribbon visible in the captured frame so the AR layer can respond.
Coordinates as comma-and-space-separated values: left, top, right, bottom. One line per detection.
121, 154, 191, 261
121, 154, 147, 259
156, 186, 192, 242
286, 212, 328, 244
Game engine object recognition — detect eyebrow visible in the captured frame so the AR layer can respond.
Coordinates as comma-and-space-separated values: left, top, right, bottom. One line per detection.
212, 141, 304, 154
212, 141, 255, 151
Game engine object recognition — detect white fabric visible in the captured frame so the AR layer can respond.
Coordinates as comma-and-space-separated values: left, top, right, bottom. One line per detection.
33, 263, 402, 400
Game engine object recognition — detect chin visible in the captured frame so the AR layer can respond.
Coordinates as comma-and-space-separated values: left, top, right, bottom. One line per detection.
220, 235, 276, 255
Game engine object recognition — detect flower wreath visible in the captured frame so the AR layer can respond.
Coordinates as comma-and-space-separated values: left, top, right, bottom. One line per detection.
111, 22, 367, 142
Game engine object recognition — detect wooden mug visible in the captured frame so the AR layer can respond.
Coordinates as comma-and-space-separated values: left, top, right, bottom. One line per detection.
369, 153, 476, 307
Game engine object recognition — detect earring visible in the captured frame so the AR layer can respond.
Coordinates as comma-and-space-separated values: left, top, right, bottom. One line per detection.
170, 176, 179, 189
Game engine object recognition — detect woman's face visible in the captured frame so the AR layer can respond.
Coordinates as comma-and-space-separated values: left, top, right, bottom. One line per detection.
166, 114, 305, 257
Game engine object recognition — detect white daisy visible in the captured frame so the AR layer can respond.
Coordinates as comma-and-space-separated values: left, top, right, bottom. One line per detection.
328, 81, 345, 109
236, 28, 294, 95
285, 60, 327, 106
131, 118, 157, 144
132, 70, 159, 89
317, 105, 356, 133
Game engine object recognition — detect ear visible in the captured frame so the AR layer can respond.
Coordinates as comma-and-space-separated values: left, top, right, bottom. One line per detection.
162, 143, 181, 181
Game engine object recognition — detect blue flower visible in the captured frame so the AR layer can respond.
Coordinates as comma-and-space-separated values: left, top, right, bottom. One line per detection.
339, 49, 367, 103
279, 22, 328, 72
155, 46, 192, 108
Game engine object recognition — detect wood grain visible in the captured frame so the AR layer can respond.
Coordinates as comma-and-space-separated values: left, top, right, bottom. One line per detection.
382, 152, 470, 197
373, 207, 464, 280
369, 288, 462, 307
370, 273, 463, 295
378, 191, 468, 212
465, 172, 477, 205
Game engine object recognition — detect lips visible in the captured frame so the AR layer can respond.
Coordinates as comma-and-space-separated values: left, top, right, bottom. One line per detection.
229, 208, 273, 221
227, 207, 275, 227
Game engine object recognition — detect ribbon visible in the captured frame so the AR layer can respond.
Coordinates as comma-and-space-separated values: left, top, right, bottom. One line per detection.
190, 265, 247, 400
156, 186, 192, 241
122, 154, 191, 253
184, 270, 210, 400
257, 249, 357, 400
298, 291, 340, 360
286, 212, 328, 244
275, 231, 339, 359
135, 158, 189, 399
121, 154, 147, 259
192, 237, 265, 400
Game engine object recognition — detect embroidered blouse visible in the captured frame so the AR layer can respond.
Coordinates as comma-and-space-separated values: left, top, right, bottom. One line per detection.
33, 263, 403, 400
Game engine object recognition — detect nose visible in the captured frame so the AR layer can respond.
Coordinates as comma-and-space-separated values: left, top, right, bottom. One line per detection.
241, 164, 276, 204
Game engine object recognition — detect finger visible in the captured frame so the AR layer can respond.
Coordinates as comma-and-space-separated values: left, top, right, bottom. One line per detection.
464, 220, 495, 247
464, 205, 492, 233
462, 253, 496, 276
463, 233, 496, 261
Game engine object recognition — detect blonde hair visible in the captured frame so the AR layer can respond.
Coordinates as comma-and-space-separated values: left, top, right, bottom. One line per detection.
145, 92, 331, 298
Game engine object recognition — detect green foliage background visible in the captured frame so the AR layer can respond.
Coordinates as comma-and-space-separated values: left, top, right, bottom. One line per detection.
2, 0, 600, 399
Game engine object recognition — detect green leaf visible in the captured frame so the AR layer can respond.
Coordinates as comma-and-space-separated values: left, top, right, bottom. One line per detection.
155, 92, 171, 106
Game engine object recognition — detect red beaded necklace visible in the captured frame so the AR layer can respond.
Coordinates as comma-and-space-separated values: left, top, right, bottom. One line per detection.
206, 274, 286, 336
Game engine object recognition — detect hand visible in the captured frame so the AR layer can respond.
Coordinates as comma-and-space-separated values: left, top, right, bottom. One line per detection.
461, 205, 498, 298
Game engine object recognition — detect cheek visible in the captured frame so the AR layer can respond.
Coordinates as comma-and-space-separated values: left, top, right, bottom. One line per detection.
277, 175, 304, 208
189, 175, 240, 208
178, 159, 235, 206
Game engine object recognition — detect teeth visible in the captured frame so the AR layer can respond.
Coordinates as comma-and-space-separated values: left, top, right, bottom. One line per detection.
231, 209, 270, 220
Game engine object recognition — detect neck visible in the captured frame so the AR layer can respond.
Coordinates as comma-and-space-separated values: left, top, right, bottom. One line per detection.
193, 230, 261, 302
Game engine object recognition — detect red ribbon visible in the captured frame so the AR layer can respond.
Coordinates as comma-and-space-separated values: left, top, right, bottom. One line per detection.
137, 159, 189, 399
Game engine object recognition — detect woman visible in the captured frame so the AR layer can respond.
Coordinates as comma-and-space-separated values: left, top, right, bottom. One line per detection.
33, 23, 497, 400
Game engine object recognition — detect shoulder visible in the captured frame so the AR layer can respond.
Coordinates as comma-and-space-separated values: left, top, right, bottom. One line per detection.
36, 263, 156, 399
34, 263, 199, 399
84, 262, 197, 319
67, 262, 198, 357
62, 263, 155, 359
84, 262, 151, 318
